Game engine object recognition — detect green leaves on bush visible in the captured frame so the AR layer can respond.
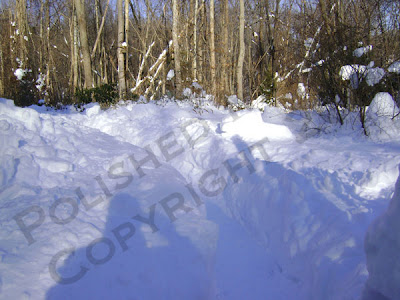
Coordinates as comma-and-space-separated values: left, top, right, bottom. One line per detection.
75, 83, 118, 107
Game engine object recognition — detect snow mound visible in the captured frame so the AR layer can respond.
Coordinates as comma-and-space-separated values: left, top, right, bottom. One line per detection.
339, 65, 385, 87
221, 110, 294, 143
365, 68, 385, 87
367, 92, 399, 118
340, 65, 367, 81
251, 95, 268, 110
353, 45, 373, 58
85, 103, 101, 117
362, 166, 400, 300
388, 61, 400, 74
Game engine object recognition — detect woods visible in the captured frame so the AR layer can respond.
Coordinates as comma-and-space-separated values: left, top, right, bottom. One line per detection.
0, 0, 399, 110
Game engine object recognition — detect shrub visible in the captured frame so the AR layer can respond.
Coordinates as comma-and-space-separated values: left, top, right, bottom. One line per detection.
75, 83, 118, 108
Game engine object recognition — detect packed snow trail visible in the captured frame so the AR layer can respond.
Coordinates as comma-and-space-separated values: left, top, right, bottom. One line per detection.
0, 98, 400, 299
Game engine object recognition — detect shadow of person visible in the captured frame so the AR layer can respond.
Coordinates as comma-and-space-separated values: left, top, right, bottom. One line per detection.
46, 191, 215, 300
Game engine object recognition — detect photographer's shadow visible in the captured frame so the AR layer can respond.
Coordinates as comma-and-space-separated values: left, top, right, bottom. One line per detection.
46, 192, 213, 300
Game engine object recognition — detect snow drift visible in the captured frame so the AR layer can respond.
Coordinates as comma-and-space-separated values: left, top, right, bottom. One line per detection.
1, 97, 400, 300
362, 166, 400, 300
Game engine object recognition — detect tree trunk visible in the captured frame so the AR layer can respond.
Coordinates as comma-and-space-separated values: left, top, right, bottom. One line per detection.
172, 0, 182, 97
237, 0, 245, 101
0, 47, 4, 96
74, 0, 92, 88
124, 0, 129, 90
192, 0, 199, 82
198, 0, 206, 84
209, 0, 216, 101
73, 11, 79, 91
45, 0, 51, 103
16, 0, 28, 69
319, 0, 332, 35
221, 0, 229, 102
117, 0, 127, 99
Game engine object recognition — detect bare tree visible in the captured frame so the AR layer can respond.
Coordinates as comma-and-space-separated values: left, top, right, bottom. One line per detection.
192, 0, 199, 82
15, 0, 27, 69
172, 0, 182, 96
117, 0, 127, 99
74, 0, 93, 88
237, 0, 245, 100
221, 0, 229, 102
70, 7, 79, 93
209, 0, 216, 100
0, 46, 4, 96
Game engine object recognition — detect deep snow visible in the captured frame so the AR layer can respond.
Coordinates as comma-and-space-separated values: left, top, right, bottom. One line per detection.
1, 96, 400, 300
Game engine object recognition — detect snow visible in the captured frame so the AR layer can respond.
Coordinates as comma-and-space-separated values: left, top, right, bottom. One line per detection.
251, 95, 267, 110
36, 74, 45, 91
227, 95, 239, 105
340, 65, 367, 81
339, 65, 385, 87
191, 82, 201, 90
365, 67, 385, 86
1, 97, 400, 300
297, 82, 306, 99
353, 45, 373, 57
367, 92, 399, 118
14, 68, 27, 80
365, 93, 400, 139
166, 69, 174, 80
304, 38, 314, 49
362, 166, 400, 300
388, 61, 400, 74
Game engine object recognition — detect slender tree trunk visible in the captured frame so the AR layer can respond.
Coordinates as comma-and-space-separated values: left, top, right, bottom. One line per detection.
221, 0, 229, 101
209, 0, 216, 101
16, 0, 27, 69
69, 10, 74, 95
74, 0, 92, 88
273, 0, 280, 101
172, 0, 182, 96
73, 11, 79, 91
237, 0, 245, 100
9, 9, 16, 71
45, 0, 51, 103
117, 0, 127, 99
162, 3, 168, 95
319, 0, 332, 35
0, 47, 4, 96
124, 0, 129, 90
39, 1, 44, 71
192, 0, 199, 82
198, 0, 206, 84
94, 0, 100, 86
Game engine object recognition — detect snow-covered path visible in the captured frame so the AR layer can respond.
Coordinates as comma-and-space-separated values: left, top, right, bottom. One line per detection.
1, 98, 399, 299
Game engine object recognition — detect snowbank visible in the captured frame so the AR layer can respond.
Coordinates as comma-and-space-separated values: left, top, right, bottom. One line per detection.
1, 97, 400, 300
362, 166, 400, 300
220, 110, 294, 143
366, 93, 400, 140
367, 92, 399, 118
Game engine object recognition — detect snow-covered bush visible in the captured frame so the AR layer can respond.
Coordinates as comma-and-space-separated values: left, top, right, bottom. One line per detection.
365, 93, 400, 139
11, 68, 37, 107
367, 92, 399, 118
